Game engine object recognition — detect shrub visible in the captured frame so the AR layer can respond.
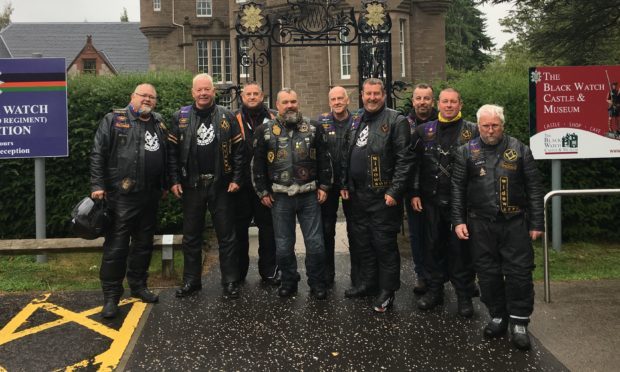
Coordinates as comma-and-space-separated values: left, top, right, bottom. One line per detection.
0, 72, 194, 238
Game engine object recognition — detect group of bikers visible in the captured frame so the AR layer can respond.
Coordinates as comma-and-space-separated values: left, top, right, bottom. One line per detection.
90, 73, 544, 351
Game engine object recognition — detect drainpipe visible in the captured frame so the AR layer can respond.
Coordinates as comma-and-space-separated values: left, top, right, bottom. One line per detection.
172, 0, 187, 70
327, 42, 332, 87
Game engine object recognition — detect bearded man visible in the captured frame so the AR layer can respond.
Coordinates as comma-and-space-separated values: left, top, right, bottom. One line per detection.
252, 88, 332, 299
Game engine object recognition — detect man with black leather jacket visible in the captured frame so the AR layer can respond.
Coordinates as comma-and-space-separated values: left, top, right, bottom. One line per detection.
317, 86, 354, 287
341, 78, 414, 313
91, 83, 168, 318
168, 73, 246, 299
405, 83, 438, 295
252, 88, 332, 300
452, 104, 544, 351
233, 82, 280, 285
411, 88, 477, 317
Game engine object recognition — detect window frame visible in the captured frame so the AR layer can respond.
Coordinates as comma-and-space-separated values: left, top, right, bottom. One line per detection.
196, 0, 213, 17
82, 59, 97, 74
197, 39, 233, 84
339, 32, 351, 80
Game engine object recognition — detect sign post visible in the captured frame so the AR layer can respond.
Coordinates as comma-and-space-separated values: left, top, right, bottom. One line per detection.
529, 65, 620, 250
0, 57, 68, 260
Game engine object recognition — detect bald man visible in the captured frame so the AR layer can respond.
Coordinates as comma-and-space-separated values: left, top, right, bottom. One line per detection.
317, 86, 355, 287
168, 73, 246, 300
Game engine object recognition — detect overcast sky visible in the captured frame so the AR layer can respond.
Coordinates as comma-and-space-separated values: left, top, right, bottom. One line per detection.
7, 0, 514, 48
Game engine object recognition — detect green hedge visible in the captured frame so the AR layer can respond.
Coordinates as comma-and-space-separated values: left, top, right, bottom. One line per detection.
0, 72, 194, 239
1, 70, 619, 241
451, 60, 620, 242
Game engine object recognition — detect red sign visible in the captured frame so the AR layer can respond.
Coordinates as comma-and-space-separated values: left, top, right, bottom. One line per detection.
529, 66, 620, 159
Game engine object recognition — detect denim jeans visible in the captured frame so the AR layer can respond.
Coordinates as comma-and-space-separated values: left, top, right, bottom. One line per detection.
271, 191, 326, 289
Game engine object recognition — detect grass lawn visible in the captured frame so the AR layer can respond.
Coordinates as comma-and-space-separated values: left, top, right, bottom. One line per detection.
1, 241, 619, 293
0, 250, 184, 293
533, 241, 620, 281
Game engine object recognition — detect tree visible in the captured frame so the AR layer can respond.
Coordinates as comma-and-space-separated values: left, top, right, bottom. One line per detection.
482, 0, 620, 65
0, 1, 13, 30
445, 0, 494, 71
120, 7, 129, 22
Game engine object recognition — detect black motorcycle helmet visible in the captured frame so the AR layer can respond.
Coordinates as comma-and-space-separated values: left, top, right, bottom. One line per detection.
70, 196, 110, 240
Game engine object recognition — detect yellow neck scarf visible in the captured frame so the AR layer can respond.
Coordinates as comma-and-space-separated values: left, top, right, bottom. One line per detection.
438, 111, 462, 123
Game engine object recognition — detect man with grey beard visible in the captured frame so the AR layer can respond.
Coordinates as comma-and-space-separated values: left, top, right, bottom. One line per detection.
451, 104, 544, 351
252, 88, 332, 299
91, 83, 169, 318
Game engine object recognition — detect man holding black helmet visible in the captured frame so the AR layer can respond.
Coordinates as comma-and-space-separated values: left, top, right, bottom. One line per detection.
91, 83, 168, 319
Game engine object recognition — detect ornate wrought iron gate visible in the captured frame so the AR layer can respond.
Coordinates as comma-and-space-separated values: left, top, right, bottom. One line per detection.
233, 0, 394, 108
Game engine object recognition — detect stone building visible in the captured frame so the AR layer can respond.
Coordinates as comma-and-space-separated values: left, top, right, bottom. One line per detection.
139, 0, 450, 115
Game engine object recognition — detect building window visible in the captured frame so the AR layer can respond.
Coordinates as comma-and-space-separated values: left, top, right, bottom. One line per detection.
399, 19, 406, 77
224, 40, 232, 82
217, 94, 233, 110
197, 40, 232, 83
83, 59, 96, 74
153, 0, 161, 11
197, 0, 212, 17
239, 39, 250, 78
340, 32, 351, 79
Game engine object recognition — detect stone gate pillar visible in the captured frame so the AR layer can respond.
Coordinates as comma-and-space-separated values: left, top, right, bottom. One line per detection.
410, 0, 451, 82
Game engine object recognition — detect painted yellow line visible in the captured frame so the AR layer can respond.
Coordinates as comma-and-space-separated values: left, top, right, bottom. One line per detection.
0, 297, 139, 346
0, 295, 148, 372
41, 303, 120, 340
65, 301, 147, 371
0, 294, 51, 345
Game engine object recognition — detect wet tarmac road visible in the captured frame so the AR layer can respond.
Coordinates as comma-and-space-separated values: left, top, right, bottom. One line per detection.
1, 253, 568, 371
124, 255, 566, 371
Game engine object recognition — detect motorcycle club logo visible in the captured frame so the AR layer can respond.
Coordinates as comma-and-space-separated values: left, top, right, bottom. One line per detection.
197, 123, 215, 146
145, 131, 160, 152
356, 126, 369, 147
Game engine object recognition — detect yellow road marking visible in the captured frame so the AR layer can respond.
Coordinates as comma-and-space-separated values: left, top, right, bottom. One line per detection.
65, 300, 147, 371
0, 294, 148, 371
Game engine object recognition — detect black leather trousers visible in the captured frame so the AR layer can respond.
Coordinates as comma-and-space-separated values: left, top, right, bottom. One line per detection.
100, 188, 161, 300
